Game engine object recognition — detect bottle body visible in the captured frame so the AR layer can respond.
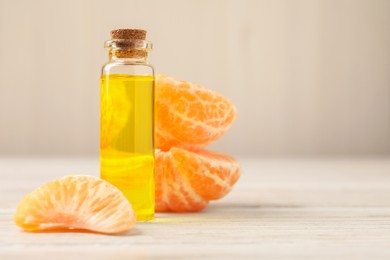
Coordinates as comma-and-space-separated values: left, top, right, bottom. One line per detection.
100, 61, 155, 221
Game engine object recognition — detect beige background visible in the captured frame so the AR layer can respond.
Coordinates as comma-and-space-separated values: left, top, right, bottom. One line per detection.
0, 0, 389, 157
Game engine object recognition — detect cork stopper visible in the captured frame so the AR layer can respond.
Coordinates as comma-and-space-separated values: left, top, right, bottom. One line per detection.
108, 29, 149, 58
110, 29, 147, 40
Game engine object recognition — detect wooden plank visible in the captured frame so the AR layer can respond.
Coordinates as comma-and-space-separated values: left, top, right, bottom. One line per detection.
1, 158, 390, 259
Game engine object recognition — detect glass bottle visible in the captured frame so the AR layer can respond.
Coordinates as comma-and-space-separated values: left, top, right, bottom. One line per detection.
100, 29, 154, 221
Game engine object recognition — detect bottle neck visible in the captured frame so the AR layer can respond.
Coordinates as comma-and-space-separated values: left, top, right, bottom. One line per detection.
108, 49, 148, 63
108, 50, 148, 62
105, 38, 152, 63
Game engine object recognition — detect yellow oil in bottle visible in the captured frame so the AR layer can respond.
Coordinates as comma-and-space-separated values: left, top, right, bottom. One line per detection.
100, 74, 154, 221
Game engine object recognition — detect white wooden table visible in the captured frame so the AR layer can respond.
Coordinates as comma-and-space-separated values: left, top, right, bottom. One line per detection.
1, 157, 390, 259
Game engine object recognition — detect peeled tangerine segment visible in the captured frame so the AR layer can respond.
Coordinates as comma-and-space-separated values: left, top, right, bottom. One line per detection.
155, 74, 237, 150
14, 175, 136, 234
155, 147, 240, 212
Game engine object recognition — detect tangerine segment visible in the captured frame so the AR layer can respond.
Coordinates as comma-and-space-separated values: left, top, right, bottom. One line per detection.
14, 175, 136, 234
155, 74, 237, 150
155, 147, 240, 212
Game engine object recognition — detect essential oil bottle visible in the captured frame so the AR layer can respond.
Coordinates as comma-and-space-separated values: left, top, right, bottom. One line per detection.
100, 29, 154, 221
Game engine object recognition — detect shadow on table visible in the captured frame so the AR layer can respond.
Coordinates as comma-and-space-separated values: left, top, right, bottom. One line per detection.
147, 202, 303, 224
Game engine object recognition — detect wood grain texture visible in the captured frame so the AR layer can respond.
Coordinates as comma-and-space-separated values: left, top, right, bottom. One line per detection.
1, 158, 390, 259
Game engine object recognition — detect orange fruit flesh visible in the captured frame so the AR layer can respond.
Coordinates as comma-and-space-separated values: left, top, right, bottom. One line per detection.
155, 147, 240, 212
14, 175, 136, 234
155, 74, 237, 150
154, 74, 240, 212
